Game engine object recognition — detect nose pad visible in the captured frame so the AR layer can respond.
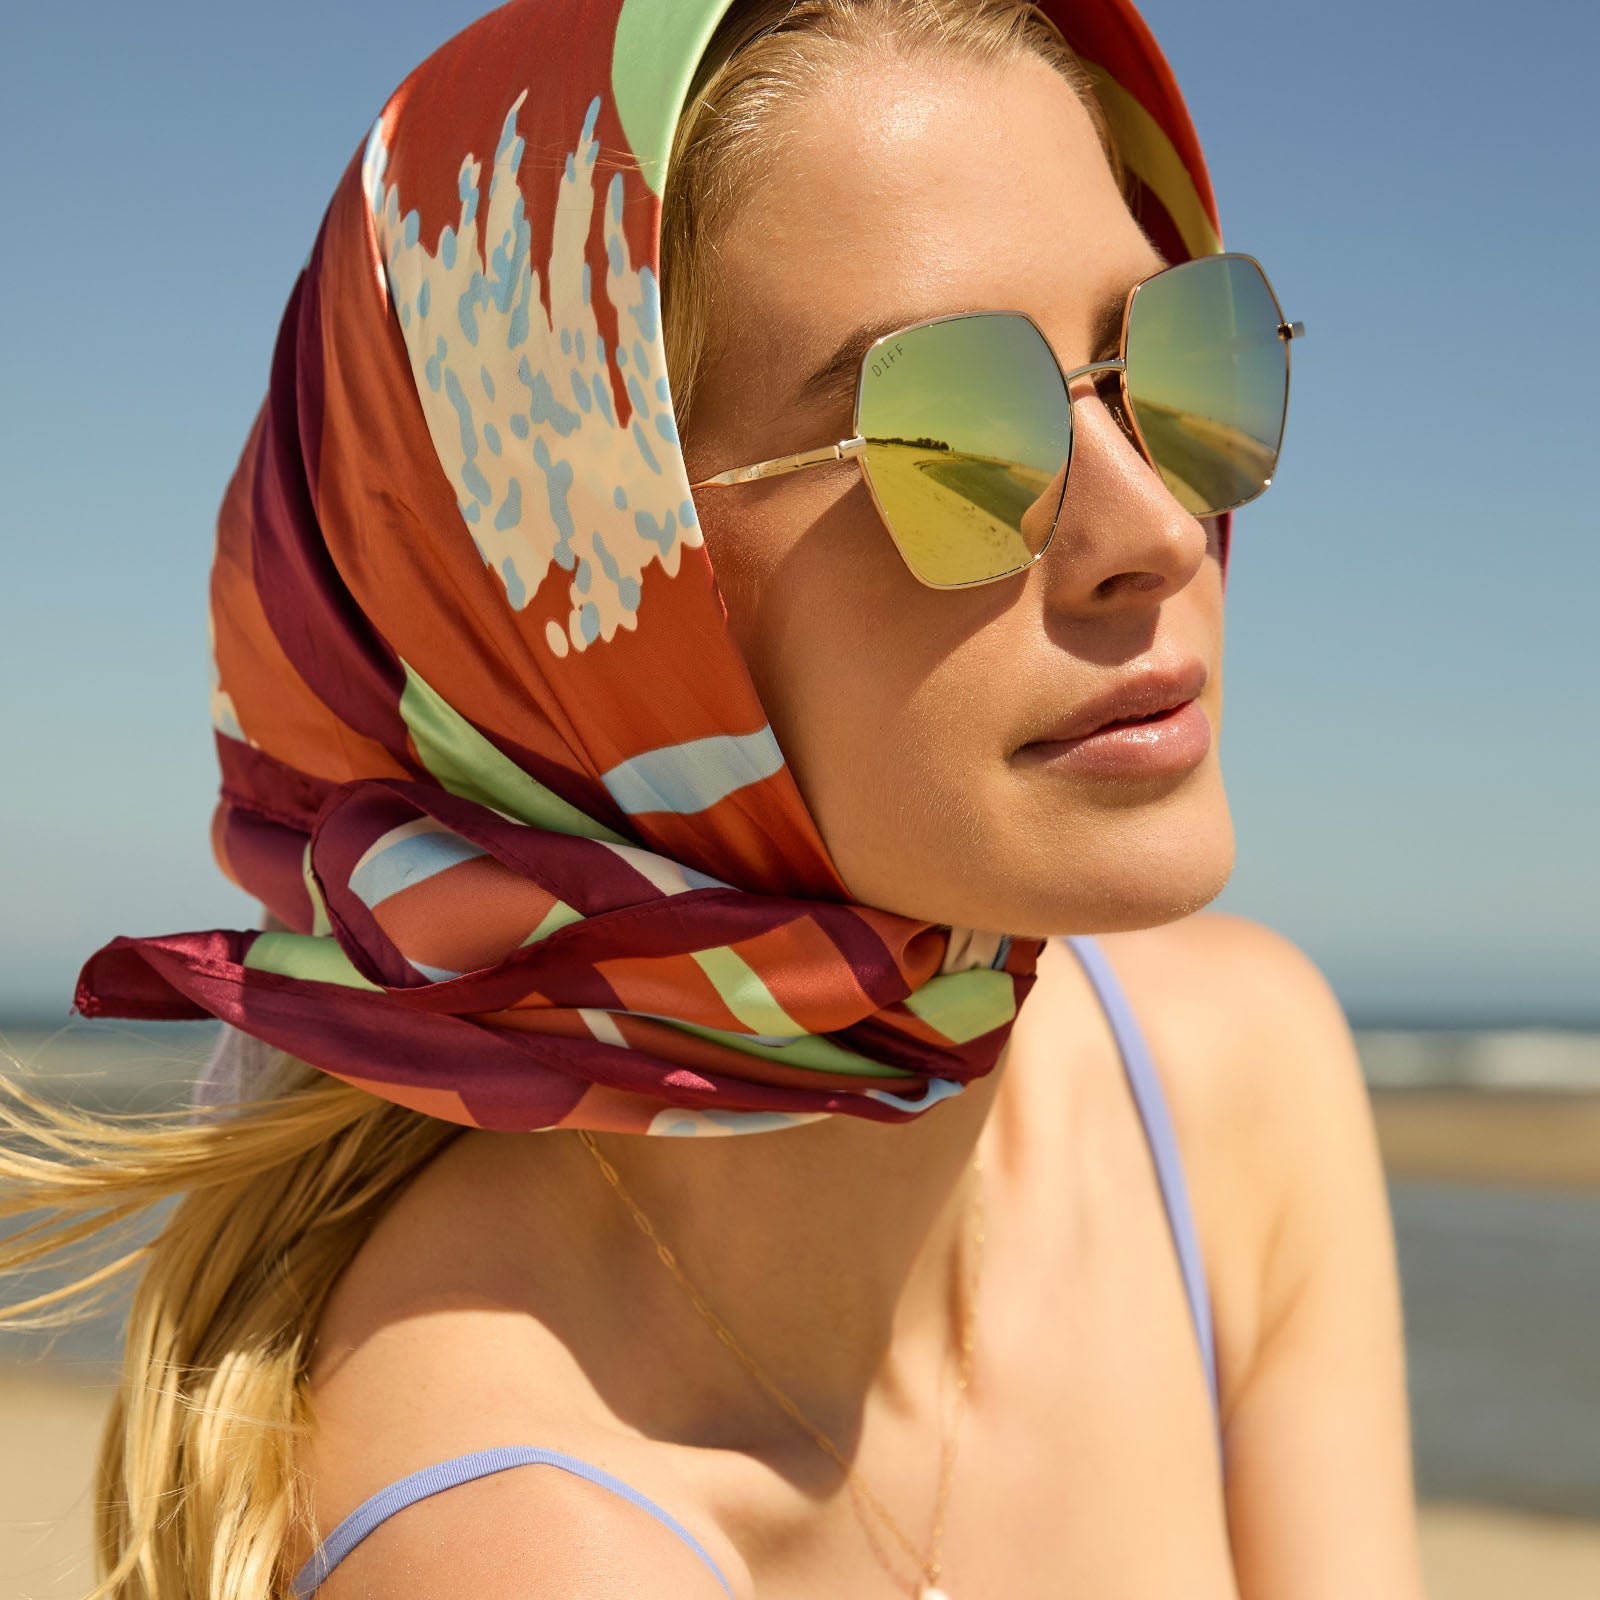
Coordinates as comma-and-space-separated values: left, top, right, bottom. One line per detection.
1069, 370, 1139, 447
1094, 374, 1146, 459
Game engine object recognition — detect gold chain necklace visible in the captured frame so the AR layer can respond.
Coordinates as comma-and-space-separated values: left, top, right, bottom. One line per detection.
576, 1128, 984, 1600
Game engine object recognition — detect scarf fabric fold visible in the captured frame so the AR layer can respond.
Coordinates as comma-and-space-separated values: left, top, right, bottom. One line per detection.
74, 0, 1227, 1136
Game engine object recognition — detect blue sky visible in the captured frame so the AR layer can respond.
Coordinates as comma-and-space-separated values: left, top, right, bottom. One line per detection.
2, 1, 1594, 1025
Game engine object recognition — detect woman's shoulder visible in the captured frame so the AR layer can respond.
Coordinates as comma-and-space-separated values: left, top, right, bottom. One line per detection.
1094, 910, 1360, 1091
1032, 912, 1364, 1185
1092, 912, 1373, 1182
292, 1135, 751, 1596
1088, 925, 1423, 1590
1088, 913, 1388, 1413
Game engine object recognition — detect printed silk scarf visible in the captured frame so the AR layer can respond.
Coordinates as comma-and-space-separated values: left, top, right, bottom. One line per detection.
73, 0, 1229, 1136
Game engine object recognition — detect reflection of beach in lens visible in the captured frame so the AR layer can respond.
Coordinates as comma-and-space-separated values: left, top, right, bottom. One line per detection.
1123, 256, 1288, 517
1129, 397, 1278, 516
863, 439, 1060, 586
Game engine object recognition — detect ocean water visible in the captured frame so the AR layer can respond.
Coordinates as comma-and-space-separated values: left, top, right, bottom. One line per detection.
1392, 1180, 1600, 1517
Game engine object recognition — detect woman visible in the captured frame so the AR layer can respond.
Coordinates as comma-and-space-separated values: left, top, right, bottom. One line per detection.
4, 0, 1424, 1595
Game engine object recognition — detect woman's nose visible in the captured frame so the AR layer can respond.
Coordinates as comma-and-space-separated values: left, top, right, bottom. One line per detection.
1028, 372, 1210, 607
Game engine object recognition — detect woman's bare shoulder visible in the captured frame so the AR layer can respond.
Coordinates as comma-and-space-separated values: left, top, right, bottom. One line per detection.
1094, 910, 1367, 1164
1092, 921, 1424, 1594
293, 1135, 750, 1597
1090, 914, 1388, 1392
1096, 909, 1350, 1043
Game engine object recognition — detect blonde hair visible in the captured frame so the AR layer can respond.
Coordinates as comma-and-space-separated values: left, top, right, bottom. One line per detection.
1, 6, 1122, 1595
2, 1054, 458, 1598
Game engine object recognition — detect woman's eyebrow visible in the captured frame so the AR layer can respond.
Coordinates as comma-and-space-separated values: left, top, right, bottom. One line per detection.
790, 259, 1169, 411
790, 310, 928, 411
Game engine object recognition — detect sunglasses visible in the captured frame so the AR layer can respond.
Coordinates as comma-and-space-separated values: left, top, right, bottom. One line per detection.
689, 251, 1304, 589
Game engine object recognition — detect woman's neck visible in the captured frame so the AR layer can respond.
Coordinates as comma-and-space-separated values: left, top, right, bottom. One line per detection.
456, 1032, 1030, 1454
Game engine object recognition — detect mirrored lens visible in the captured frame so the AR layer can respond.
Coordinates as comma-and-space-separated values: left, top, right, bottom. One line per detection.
1124, 254, 1289, 517
857, 313, 1071, 587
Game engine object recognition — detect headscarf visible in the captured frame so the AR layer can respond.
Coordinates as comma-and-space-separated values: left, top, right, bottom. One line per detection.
74, 0, 1227, 1136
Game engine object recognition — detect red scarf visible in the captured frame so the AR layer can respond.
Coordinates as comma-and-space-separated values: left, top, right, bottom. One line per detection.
75, 0, 1227, 1135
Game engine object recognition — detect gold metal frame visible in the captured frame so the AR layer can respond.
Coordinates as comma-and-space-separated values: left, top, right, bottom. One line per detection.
688, 251, 1305, 590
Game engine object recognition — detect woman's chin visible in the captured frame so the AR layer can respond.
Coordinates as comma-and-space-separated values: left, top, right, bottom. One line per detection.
1070, 815, 1235, 933
849, 842, 1234, 941
987, 857, 1233, 938
829, 770, 1235, 937
974, 809, 1236, 937
975, 773, 1236, 935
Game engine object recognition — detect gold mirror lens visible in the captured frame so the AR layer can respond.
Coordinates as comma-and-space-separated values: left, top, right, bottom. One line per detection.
857, 314, 1071, 587
1124, 255, 1288, 517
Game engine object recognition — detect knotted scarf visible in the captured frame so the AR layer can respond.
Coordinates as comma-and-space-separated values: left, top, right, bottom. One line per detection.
73, 0, 1228, 1135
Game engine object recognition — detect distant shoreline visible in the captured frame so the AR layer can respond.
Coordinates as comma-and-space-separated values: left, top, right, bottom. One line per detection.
1373, 1090, 1600, 1191
8, 1012, 1600, 1034
5, 1019, 1600, 1191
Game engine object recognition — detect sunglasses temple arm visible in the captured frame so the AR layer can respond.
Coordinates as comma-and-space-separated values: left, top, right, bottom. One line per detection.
689, 435, 867, 490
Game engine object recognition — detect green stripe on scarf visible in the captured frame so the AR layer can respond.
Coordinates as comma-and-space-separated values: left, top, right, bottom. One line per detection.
902, 968, 1018, 1044
400, 662, 632, 843
243, 932, 382, 991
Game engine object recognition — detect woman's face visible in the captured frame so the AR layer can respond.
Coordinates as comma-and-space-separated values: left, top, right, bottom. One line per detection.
681, 50, 1232, 936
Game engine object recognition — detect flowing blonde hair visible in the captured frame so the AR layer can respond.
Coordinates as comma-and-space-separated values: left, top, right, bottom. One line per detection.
0, 6, 1120, 1595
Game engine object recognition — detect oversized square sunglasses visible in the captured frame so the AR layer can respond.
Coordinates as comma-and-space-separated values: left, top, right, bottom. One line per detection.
689, 251, 1305, 589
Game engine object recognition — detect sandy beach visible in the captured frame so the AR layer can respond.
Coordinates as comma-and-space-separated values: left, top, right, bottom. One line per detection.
1373, 1089, 1600, 1190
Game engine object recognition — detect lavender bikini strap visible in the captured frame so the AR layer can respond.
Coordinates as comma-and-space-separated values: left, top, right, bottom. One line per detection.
291, 1446, 736, 1598
1063, 935, 1223, 1426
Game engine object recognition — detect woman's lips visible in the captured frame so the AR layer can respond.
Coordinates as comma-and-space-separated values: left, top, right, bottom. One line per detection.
1014, 698, 1211, 779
